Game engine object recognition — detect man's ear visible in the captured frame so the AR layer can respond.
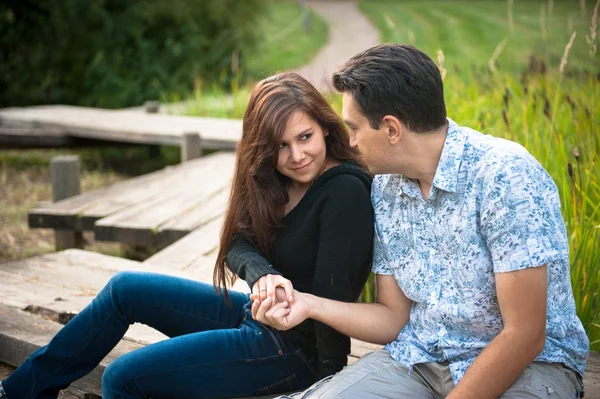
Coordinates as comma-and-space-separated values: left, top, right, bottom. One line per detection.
382, 115, 403, 144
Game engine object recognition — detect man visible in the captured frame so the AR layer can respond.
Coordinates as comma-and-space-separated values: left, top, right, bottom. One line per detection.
253, 44, 589, 398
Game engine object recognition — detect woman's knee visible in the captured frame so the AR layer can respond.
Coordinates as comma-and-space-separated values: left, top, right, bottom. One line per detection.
102, 271, 146, 321
102, 356, 140, 397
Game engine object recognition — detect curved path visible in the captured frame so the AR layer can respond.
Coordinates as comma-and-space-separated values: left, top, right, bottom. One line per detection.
293, 1, 380, 92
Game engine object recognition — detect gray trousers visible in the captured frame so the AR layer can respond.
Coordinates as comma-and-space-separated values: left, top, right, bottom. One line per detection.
278, 350, 583, 399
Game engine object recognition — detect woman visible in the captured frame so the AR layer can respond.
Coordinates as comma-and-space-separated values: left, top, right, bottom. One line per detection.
0, 73, 374, 399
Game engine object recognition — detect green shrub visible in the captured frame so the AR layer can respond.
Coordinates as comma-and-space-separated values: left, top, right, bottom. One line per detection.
0, 0, 267, 108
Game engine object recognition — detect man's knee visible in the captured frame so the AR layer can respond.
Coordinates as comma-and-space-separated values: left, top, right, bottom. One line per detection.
285, 350, 431, 398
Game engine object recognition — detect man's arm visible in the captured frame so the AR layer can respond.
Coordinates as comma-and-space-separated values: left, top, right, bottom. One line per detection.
254, 273, 413, 345
447, 265, 547, 399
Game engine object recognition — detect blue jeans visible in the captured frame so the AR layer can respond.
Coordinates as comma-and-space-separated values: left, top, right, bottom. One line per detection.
3, 271, 317, 399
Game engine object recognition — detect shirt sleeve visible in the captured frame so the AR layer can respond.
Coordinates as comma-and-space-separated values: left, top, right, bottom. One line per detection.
480, 152, 567, 273
226, 234, 282, 289
311, 176, 374, 378
371, 175, 393, 275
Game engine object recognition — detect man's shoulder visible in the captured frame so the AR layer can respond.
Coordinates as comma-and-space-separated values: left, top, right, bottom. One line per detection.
460, 126, 533, 169
459, 127, 553, 187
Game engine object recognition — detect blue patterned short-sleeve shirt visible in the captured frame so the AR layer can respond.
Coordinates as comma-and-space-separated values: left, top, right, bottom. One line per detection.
372, 119, 589, 383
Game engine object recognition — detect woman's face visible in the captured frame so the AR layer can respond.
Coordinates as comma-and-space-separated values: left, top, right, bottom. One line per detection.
276, 110, 328, 188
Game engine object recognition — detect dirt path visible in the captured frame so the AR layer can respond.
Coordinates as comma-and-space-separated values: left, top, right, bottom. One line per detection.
294, 1, 380, 92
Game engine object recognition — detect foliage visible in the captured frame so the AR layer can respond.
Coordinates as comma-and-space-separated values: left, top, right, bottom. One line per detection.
0, 0, 267, 108
244, 2, 329, 79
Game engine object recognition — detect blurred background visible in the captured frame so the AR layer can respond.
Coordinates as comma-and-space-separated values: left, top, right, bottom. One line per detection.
1, 0, 599, 349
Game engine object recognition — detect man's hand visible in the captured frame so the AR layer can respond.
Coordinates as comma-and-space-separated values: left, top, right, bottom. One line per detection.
252, 289, 311, 331
252, 274, 294, 305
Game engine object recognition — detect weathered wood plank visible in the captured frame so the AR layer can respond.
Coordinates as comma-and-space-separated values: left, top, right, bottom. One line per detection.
0, 105, 241, 149
0, 304, 144, 397
0, 124, 74, 148
144, 216, 224, 272
93, 159, 233, 246
28, 152, 235, 231
155, 186, 230, 247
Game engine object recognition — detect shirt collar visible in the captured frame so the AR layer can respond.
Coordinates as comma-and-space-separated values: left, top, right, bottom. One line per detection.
395, 118, 466, 198
431, 118, 466, 194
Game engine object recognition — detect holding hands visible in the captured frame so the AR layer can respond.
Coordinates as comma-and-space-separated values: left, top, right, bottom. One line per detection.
251, 274, 294, 305
250, 275, 311, 331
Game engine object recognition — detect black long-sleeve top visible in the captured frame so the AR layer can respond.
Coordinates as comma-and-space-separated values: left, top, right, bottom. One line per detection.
226, 161, 374, 378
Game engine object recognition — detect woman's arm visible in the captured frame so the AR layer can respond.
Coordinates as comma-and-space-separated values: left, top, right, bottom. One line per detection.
226, 235, 293, 302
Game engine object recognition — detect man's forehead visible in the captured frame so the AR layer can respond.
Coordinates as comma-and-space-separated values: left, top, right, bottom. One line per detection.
341, 93, 354, 117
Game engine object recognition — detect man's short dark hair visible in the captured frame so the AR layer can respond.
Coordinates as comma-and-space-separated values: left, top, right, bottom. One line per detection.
333, 44, 447, 133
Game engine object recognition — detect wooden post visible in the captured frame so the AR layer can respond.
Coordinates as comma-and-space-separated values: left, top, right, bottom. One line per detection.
181, 132, 203, 162
50, 155, 83, 250
144, 100, 160, 113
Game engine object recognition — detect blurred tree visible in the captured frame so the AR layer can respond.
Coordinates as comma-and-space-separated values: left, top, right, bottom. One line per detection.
0, 0, 266, 108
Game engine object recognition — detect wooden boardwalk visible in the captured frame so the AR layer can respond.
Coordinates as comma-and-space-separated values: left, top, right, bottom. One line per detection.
0, 105, 241, 149
0, 250, 599, 398
28, 151, 235, 248
0, 249, 382, 398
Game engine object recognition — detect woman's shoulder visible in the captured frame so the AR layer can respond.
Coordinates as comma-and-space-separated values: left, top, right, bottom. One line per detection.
316, 161, 372, 190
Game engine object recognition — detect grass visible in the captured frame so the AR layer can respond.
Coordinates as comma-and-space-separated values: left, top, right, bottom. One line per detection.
0, 145, 181, 263
359, 0, 598, 73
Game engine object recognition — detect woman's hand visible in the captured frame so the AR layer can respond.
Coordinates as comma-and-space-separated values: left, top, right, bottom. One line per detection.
252, 290, 311, 331
251, 274, 294, 305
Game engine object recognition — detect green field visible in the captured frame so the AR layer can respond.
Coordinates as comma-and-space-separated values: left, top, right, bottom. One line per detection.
359, 0, 598, 72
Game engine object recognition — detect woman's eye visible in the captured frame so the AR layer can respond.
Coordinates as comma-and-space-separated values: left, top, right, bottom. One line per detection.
279, 143, 287, 150
300, 134, 312, 141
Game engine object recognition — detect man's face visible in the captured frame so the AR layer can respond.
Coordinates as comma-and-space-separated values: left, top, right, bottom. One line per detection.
342, 93, 388, 174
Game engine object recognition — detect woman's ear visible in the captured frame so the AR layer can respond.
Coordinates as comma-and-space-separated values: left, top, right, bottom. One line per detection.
382, 115, 403, 144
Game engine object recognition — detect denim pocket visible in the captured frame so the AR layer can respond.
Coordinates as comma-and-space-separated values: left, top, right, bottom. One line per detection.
255, 374, 300, 396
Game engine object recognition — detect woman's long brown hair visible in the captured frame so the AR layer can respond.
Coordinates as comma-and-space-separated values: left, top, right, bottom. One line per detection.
214, 72, 367, 297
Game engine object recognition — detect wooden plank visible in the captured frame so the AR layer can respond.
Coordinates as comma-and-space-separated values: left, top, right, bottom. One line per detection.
0, 124, 73, 148
0, 249, 142, 312
93, 157, 234, 247
0, 105, 241, 149
0, 303, 144, 397
28, 152, 235, 231
144, 215, 223, 271
141, 217, 255, 293
28, 155, 203, 230
0, 249, 202, 345
155, 187, 229, 247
